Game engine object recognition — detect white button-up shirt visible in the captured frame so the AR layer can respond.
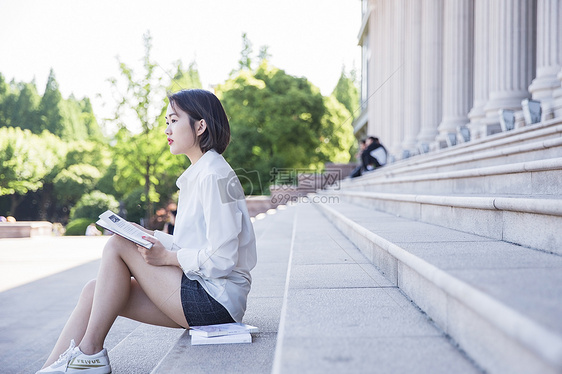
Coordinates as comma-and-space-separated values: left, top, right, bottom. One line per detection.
154, 150, 257, 322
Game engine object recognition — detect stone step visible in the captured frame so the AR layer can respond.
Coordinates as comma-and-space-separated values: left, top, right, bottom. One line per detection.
320, 190, 562, 255
108, 323, 183, 374
151, 206, 295, 373
314, 199, 562, 374
343, 157, 562, 196
368, 118, 560, 177
272, 203, 481, 374
341, 119, 562, 187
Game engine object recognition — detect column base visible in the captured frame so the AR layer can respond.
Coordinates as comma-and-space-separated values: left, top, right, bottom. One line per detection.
529, 72, 562, 101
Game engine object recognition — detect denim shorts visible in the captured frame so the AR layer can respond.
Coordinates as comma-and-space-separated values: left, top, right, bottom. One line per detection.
180, 273, 235, 327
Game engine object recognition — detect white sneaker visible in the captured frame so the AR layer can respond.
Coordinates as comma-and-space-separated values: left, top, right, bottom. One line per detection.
36, 340, 111, 373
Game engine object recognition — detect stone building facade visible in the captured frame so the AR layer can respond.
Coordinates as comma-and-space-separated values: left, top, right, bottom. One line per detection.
354, 0, 562, 161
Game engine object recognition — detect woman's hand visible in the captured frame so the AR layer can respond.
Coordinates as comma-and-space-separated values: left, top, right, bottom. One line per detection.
131, 222, 155, 236
136, 236, 179, 267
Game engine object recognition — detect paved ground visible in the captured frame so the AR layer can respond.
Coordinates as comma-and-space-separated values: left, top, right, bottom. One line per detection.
0, 236, 108, 292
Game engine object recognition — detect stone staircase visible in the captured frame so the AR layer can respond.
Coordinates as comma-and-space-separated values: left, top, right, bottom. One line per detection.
312, 118, 562, 373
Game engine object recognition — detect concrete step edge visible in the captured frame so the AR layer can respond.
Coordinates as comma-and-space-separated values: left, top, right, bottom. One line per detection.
345, 157, 562, 188
271, 204, 299, 374
314, 201, 562, 371
321, 190, 562, 217
149, 331, 186, 374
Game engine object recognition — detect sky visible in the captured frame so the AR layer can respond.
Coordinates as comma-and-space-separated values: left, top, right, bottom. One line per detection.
0, 0, 362, 122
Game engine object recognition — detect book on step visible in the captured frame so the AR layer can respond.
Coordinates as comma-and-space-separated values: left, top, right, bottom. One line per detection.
191, 332, 252, 345
189, 322, 259, 337
95, 210, 154, 249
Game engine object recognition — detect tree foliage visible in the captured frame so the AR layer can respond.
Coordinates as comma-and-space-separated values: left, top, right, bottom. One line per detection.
108, 31, 170, 223
217, 60, 354, 193
332, 66, 359, 120
0, 127, 62, 215
0, 70, 103, 141
70, 190, 119, 221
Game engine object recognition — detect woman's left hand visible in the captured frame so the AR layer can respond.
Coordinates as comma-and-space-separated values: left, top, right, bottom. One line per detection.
136, 235, 176, 267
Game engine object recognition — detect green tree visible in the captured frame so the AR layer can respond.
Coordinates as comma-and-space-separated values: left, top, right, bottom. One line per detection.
237, 32, 253, 71
0, 74, 15, 127
39, 68, 64, 136
0, 127, 59, 216
11, 81, 42, 133
80, 98, 105, 141
53, 164, 102, 205
167, 60, 202, 92
332, 66, 359, 119
318, 95, 355, 163
217, 60, 327, 192
108, 31, 167, 224
70, 190, 119, 220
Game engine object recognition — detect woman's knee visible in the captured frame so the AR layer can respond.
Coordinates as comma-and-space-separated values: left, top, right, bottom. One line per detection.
103, 234, 131, 257
79, 279, 96, 306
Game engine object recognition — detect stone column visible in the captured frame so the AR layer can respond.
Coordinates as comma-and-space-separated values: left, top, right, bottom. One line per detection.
468, 0, 489, 140
374, 0, 384, 139
366, 0, 376, 138
402, 0, 422, 156
380, 0, 392, 145
417, 0, 444, 152
484, 0, 536, 130
547, 1, 562, 118
528, 0, 562, 106
390, 0, 405, 159
436, 0, 474, 148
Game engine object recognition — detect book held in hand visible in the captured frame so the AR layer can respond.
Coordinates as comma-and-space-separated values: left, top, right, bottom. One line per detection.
95, 210, 154, 249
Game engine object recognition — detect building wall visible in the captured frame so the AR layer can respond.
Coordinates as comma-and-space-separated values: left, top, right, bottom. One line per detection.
354, 0, 562, 162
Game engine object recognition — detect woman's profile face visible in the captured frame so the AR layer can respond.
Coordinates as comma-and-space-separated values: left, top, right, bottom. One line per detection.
165, 103, 198, 156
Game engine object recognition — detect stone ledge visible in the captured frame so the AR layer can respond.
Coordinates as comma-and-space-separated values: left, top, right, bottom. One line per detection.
0, 222, 52, 238
315, 201, 562, 373
322, 190, 562, 216
347, 157, 562, 187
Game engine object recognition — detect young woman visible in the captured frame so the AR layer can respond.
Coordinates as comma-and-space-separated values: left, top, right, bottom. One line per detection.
37, 89, 257, 374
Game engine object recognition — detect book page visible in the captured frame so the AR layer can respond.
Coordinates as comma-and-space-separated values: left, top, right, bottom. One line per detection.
97, 210, 154, 249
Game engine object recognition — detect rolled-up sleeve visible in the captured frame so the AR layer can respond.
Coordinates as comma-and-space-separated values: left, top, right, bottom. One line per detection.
176, 173, 243, 279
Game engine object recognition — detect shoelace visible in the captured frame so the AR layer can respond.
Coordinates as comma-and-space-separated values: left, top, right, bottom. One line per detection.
52, 339, 76, 366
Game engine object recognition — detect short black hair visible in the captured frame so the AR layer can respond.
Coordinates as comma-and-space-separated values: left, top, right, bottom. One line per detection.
167, 89, 230, 154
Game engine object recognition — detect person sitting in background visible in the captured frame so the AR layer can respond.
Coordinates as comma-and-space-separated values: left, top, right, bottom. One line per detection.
361, 136, 387, 172
163, 209, 176, 235
350, 139, 367, 178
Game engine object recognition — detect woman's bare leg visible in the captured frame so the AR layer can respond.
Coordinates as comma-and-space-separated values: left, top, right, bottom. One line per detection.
41, 280, 96, 367
42, 235, 188, 366
78, 235, 188, 355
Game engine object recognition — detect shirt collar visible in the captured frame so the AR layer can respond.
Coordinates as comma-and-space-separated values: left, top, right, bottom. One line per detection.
176, 149, 218, 188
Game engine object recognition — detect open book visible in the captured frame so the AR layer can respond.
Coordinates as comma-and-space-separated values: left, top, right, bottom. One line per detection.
95, 210, 154, 249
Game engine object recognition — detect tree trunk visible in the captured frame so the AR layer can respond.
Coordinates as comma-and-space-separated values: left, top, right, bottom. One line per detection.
145, 159, 152, 226
10, 194, 23, 218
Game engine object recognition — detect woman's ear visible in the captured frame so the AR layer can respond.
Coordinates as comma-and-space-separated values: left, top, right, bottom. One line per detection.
197, 119, 207, 136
